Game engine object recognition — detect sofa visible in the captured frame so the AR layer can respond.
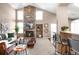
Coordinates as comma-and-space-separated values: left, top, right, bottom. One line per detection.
0, 33, 16, 55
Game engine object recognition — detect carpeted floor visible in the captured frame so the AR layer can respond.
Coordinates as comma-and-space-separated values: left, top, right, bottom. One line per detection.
27, 38, 55, 55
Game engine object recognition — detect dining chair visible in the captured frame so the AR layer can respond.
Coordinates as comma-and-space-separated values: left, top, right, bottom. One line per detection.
60, 33, 70, 55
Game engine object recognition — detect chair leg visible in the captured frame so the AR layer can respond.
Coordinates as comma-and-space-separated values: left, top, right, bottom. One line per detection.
61, 45, 67, 55
14, 51, 17, 55
75, 52, 76, 55
61, 44, 63, 54
68, 47, 71, 55
65, 45, 67, 54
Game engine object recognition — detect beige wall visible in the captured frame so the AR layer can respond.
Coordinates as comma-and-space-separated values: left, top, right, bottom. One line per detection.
36, 10, 57, 38
0, 3, 15, 33
68, 19, 73, 31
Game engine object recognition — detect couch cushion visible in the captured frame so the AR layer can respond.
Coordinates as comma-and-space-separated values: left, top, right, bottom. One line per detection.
0, 35, 2, 40
0, 34, 7, 40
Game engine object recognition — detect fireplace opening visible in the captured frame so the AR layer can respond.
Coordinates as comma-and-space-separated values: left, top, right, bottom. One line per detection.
25, 31, 34, 37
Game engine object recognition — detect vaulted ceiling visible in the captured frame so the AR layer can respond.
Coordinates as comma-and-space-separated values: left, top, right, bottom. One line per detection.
9, 3, 79, 19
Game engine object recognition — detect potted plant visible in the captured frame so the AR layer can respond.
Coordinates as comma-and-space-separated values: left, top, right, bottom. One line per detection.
15, 24, 19, 39
61, 26, 69, 31
15, 24, 19, 33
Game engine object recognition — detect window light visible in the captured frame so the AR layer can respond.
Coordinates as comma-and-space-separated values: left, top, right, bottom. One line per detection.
71, 19, 79, 34
36, 10, 43, 20
17, 22, 23, 33
17, 10, 23, 20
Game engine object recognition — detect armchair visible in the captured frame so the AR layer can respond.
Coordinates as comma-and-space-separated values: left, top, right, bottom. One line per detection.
27, 38, 36, 48
0, 42, 8, 55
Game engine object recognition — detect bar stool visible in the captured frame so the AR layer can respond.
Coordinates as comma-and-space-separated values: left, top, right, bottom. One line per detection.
60, 33, 70, 54
60, 38, 68, 54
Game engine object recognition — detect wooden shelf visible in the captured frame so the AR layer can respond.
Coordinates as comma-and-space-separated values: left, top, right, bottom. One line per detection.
25, 37, 35, 38
24, 29, 35, 31
36, 24, 43, 38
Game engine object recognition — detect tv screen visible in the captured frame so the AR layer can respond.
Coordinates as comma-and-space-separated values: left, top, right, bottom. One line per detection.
8, 33, 14, 38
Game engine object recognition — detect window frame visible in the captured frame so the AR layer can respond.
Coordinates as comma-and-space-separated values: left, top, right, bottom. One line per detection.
16, 10, 24, 33
36, 10, 43, 20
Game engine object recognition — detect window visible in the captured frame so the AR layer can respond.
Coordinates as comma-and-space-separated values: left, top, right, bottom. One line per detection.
36, 10, 43, 20
51, 24, 57, 43
17, 22, 23, 33
17, 10, 23, 20
71, 19, 79, 34
51, 24, 57, 32
16, 10, 24, 33
51, 24, 57, 36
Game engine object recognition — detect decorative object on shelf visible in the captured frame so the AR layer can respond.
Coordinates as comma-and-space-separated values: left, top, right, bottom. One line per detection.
44, 23, 48, 28
61, 26, 69, 31
44, 29, 48, 33
38, 34, 42, 38
25, 15, 33, 19
44, 23, 49, 33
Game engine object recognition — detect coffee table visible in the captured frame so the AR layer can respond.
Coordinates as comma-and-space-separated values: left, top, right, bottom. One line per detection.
13, 44, 27, 55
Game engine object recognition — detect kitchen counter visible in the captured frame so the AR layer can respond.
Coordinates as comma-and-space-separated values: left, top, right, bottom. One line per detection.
60, 31, 79, 40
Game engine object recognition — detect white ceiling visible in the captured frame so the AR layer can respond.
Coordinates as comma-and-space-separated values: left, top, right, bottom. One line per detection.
9, 3, 58, 13
9, 3, 79, 19
68, 3, 79, 19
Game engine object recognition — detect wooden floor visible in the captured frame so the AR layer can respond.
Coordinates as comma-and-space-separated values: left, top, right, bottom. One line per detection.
10, 38, 55, 55
27, 38, 55, 55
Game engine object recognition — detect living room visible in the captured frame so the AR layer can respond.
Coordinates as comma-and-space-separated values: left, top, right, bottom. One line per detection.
0, 3, 79, 55
0, 3, 56, 55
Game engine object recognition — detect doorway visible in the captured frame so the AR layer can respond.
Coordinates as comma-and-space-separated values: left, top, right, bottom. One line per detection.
51, 24, 57, 43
